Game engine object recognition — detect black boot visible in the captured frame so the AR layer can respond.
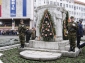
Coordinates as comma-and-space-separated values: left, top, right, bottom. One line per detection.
78, 45, 80, 49
20, 44, 23, 48
22, 44, 24, 48
69, 47, 72, 52
20, 44, 24, 48
72, 47, 75, 52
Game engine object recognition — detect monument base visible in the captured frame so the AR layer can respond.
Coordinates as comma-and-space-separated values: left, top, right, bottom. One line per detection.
19, 40, 82, 60
29, 40, 69, 50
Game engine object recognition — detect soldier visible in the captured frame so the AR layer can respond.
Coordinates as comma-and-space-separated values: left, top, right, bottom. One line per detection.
67, 16, 78, 52
18, 19, 26, 48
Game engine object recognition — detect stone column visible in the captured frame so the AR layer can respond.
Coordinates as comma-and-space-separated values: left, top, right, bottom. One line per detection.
30, 20, 33, 29
30, 0, 34, 29
55, 19, 62, 41
12, 18, 15, 30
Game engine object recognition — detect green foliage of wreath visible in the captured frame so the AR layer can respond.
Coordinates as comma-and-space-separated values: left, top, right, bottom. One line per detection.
63, 11, 69, 40
39, 9, 56, 41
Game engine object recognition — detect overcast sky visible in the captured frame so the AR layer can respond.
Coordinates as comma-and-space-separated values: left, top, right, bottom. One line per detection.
77, 0, 85, 3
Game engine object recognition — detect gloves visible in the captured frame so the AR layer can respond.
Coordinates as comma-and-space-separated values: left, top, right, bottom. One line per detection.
66, 31, 68, 34
72, 24, 75, 26
21, 25, 24, 27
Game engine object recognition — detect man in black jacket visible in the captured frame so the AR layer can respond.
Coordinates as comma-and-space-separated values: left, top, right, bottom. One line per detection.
77, 20, 83, 48
25, 28, 31, 43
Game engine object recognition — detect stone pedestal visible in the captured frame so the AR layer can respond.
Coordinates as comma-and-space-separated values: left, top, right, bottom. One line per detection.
29, 40, 69, 50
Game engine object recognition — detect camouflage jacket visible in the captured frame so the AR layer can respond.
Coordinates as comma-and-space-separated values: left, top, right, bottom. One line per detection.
67, 21, 78, 35
18, 24, 26, 34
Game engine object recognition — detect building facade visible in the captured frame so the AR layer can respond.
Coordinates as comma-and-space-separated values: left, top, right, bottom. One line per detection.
34, 0, 85, 28
0, 0, 85, 30
0, 0, 34, 30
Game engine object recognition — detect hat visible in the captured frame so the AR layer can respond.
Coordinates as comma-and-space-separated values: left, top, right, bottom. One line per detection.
70, 16, 74, 19
79, 19, 83, 22
20, 19, 23, 22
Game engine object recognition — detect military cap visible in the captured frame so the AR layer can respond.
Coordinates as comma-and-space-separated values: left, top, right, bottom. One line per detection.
70, 16, 74, 19
20, 19, 24, 22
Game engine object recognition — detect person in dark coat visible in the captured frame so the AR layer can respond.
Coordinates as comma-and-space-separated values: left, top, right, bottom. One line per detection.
25, 28, 31, 43
77, 20, 83, 48
31, 27, 36, 40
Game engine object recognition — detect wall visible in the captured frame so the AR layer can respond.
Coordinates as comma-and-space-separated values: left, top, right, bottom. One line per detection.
0, 0, 34, 19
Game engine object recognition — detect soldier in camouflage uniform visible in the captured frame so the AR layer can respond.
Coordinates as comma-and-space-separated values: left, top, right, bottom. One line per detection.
18, 19, 26, 48
67, 16, 78, 52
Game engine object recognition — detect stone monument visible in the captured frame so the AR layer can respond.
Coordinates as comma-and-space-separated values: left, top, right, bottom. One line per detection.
20, 5, 81, 60
29, 5, 68, 50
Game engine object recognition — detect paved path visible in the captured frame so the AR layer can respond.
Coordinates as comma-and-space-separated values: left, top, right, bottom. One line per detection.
0, 36, 19, 39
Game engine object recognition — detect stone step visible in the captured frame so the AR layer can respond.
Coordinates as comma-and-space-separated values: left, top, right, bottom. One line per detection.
19, 47, 81, 58
65, 41, 85, 51
19, 47, 61, 53
0, 60, 3, 63
25, 43, 29, 47
61, 48, 81, 57
20, 50, 62, 60
0, 53, 3, 57
65, 45, 70, 51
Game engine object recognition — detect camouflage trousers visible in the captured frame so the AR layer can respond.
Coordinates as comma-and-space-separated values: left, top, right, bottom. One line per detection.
19, 34, 25, 44
68, 35, 76, 48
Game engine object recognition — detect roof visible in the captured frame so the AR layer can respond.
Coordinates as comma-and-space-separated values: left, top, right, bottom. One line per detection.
74, 0, 85, 6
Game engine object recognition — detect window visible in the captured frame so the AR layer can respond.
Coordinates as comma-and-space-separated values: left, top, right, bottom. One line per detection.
47, 1, 49, 4
75, 18, 76, 20
54, 2, 56, 5
84, 8, 85, 11
60, 3, 62, 7
71, 0, 74, 3
74, 6, 76, 10
50, 1, 52, 4
69, 5, 71, 8
74, 12, 76, 15
57, 2, 59, 6
72, 11, 73, 14
69, 0, 71, 3
77, 12, 78, 15
77, 6, 78, 9
82, 13, 83, 16
72, 5, 73, 8
81, 7, 83, 11
63, 4, 65, 7
66, 4, 68, 7
34, 0, 36, 2
44, 0, 45, 3
79, 7, 80, 10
